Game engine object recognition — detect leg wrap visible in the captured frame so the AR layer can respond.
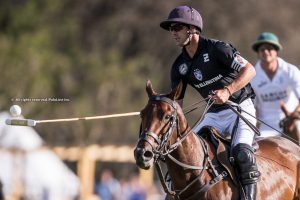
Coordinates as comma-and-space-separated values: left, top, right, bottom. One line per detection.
232, 143, 260, 185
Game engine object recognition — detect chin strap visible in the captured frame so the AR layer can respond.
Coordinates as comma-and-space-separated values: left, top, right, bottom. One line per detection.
183, 30, 199, 47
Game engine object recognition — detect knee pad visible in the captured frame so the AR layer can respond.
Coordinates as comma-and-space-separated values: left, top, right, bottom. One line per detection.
232, 143, 260, 184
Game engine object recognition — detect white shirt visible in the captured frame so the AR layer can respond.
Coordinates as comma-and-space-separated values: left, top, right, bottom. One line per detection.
251, 57, 300, 137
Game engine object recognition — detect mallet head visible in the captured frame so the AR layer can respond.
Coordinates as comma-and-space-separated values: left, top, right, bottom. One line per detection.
5, 119, 37, 127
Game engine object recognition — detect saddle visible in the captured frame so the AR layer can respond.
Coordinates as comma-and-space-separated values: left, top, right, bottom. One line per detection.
198, 126, 259, 186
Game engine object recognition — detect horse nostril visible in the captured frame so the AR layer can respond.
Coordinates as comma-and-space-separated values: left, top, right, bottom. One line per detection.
143, 150, 154, 159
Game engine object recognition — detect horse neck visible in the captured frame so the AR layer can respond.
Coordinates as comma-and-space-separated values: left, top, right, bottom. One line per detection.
166, 111, 207, 188
171, 109, 205, 161
171, 128, 204, 165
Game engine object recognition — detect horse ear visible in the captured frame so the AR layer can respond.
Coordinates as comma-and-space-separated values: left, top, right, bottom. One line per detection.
146, 80, 156, 97
280, 101, 290, 117
169, 81, 183, 100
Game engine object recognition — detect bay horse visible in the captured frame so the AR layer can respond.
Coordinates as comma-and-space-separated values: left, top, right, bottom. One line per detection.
280, 103, 300, 145
134, 80, 300, 200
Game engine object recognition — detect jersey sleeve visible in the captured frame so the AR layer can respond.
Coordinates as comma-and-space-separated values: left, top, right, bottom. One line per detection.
288, 64, 300, 99
214, 41, 248, 72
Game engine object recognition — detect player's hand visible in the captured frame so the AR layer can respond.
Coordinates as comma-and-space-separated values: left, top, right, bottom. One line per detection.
209, 88, 231, 104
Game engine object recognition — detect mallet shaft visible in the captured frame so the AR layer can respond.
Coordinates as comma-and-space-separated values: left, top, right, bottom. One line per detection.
5, 112, 140, 126
36, 112, 140, 123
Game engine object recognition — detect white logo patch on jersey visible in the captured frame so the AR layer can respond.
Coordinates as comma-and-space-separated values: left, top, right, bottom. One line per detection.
203, 53, 209, 62
193, 69, 203, 81
231, 55, 248, 71
179, 63, 188, 75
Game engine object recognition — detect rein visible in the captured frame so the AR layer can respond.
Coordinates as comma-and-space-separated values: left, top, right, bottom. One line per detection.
226, 101, 300, 145
141, 96, 227, 199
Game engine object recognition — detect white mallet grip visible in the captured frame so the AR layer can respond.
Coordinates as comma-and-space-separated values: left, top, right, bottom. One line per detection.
6, 119, 37, 127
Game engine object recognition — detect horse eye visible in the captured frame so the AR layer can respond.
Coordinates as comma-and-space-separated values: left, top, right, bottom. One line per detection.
164, 114, 172, 121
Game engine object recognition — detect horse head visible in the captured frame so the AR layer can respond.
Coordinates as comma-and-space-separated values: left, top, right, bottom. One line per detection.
134, 80, 185, 170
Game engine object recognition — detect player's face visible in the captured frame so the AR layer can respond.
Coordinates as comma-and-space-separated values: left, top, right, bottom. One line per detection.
169, 23, 189, 47
258, 43, 278, 63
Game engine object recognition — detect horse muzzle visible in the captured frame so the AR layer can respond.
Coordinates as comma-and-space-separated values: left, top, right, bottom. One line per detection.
134, 146, 154, 170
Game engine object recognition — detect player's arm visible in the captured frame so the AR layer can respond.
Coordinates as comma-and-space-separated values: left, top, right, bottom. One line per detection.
210, 42, 256, 104
225, 62, 256, 97
290, 65, 300, 118
212, 42, 256, 104
213, 62, 256, 104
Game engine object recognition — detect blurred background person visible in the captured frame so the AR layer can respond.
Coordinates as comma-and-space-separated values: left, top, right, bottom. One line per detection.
94, 169, 121, 200
127, 174, 146, 200
251, 32, 300, 138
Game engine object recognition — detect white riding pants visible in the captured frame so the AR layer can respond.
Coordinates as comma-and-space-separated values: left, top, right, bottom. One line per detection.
194, 98, 257, 147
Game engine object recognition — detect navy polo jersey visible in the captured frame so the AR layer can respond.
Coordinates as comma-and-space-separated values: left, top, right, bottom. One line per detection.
171, 37, 255, 110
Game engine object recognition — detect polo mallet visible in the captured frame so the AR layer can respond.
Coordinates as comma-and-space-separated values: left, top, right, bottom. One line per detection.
5, 112, 140, 127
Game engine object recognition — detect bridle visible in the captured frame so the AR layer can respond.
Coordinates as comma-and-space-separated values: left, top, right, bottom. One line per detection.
138, 96, 180, 160
138, 96, 227, 199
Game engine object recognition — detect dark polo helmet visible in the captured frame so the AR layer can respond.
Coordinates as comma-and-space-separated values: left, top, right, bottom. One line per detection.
160, 6, 203, 32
